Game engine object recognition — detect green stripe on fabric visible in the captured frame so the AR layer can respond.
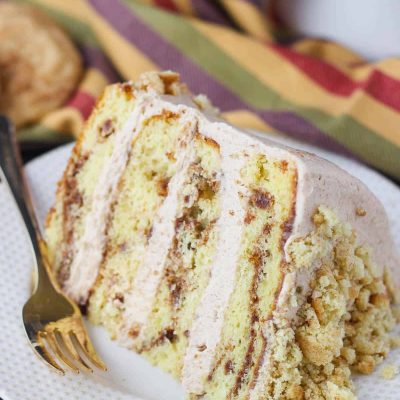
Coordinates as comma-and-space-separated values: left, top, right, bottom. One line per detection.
12, 0, 99, 46
124, 0, 400, 178
18, 125, 73, 144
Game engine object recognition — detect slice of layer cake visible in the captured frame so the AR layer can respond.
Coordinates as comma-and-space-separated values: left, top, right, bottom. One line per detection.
45, 71, 400, 400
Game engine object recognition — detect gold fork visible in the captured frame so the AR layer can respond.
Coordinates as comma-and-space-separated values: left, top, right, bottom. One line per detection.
0, 116, 106, 374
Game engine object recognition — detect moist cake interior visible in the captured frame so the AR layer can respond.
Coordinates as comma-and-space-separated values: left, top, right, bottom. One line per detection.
45, 72, 400, 400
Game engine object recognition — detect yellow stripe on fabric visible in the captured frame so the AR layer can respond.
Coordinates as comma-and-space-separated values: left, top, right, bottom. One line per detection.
291, 39, 364, 71
292, 39, 400, 82
33, 0, 90, 23
222, 110, 279, 134
79, 68, 109, 98
355, 59, 400, 81
40, 107, 84, 137
220, 0, 273, 41
350, 101, 400, 147
192, 20, 400, 146
173, 0, 193, 14
87, 6, 159, 80
349, 94, 400, 147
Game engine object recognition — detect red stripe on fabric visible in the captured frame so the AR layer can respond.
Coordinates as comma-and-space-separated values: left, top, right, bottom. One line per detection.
154, 0, 178, 12
270, 44, 400, 112
270, 44, 357, 96
365, 70, 400, 113
67, 91, 96, 120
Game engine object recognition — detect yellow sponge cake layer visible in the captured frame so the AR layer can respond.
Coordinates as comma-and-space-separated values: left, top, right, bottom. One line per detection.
202, 155, 297, 399
133, 134, 221, 378
88, 112, 190, 339
46, 84, 138, 287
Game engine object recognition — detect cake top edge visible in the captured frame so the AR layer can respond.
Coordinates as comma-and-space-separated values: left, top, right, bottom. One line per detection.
105, 71, 399, 282
119, 70, 218, 115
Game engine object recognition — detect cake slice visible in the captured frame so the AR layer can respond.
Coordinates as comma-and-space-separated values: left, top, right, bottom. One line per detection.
45, 71, 400, 400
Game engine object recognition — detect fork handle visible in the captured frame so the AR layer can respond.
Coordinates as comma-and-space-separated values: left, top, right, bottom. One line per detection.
0, 117, 49, 284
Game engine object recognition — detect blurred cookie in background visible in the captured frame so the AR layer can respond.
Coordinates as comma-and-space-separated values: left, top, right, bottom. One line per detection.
0, 2, 82, 128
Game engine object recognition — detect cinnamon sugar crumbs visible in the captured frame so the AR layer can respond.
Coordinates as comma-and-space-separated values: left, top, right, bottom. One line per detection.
244, 211, 255, 224
128, 324, 140, 339
198, 344, 207, 352
224, 360, 234, 374
278, 160, 289, 173
356, 207, 367, 216
113, 293, 125, 304
250, 189, 274, 209
166, 151, 176, 161
313, 212, 325, 226
121, 82, 134, 99
99, 118, 115, 139
263, 223, 272, 235
156, 177, 170, 196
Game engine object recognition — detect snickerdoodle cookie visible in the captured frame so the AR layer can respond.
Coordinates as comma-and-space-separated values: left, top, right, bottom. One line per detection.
0, 3, 82, 127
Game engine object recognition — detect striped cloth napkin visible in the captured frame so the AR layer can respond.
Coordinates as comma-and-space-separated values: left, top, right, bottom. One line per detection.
15, 0, 400, 180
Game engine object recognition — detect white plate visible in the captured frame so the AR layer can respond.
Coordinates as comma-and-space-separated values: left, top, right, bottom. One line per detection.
1, 134, 400, 400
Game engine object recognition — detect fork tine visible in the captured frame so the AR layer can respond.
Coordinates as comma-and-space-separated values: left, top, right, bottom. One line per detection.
70, 331, 107, 371
56, 329, 93, 373
36, 332, 65, 375
45, 331, 80, 374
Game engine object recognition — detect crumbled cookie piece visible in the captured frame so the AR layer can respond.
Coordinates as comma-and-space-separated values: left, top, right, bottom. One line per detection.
380, 364, 399, 380
355, 207, 367, 217
0, 3, 82, 127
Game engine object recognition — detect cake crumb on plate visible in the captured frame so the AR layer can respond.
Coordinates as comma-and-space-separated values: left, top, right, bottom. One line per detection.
380, 364, 399, 380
